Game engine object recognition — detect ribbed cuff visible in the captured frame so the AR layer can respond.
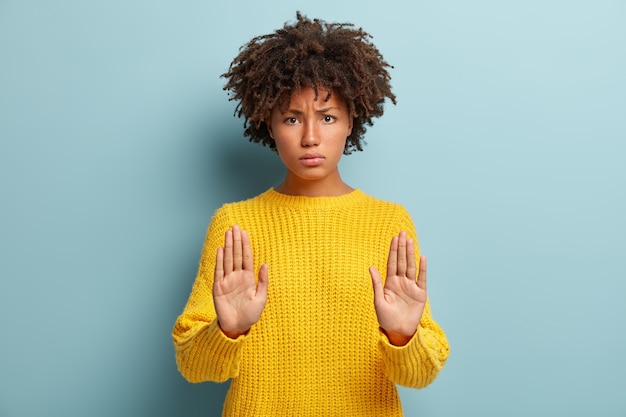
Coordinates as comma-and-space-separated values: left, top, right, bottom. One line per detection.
379, 326, 438, 388
177, 320, 248, 383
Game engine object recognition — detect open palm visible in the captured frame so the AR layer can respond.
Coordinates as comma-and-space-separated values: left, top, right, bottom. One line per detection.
370, 231, 427, 346
213, 225, 268, 339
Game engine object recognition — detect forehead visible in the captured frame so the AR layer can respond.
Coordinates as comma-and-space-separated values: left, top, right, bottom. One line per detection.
277, 86, 347, 112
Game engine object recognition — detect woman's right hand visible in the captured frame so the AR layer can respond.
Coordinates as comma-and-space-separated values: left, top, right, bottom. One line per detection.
213, 225, 269, 339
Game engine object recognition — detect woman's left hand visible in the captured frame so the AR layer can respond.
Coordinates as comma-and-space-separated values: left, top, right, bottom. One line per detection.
369, 231, 427, 346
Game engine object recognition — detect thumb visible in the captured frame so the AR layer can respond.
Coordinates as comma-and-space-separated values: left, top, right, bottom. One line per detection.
417, 256, 427, 291
369, 266, 384, 303
257, 263, 269, 297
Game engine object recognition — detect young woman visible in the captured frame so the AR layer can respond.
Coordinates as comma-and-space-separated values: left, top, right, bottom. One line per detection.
173, 12, 449, 416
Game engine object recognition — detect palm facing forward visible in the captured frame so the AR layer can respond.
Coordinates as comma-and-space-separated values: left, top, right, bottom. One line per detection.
370, 231, 427, 346
213, 225, 268, 339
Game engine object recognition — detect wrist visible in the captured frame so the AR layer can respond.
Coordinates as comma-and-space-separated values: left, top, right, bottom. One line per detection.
217, 320, 250, 339
382, 328, 416, 347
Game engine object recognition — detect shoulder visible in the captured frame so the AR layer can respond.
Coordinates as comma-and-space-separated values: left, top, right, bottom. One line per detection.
358, 191, 417, 230
208, 190, 272, 230
359, 191, 410, 214
215, 189, 273, 213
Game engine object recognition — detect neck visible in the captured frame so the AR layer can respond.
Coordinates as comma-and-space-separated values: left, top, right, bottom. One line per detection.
275, 174, 353, 197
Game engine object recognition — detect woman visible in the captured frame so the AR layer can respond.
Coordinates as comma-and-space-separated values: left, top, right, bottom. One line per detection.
173, 12, 449, 416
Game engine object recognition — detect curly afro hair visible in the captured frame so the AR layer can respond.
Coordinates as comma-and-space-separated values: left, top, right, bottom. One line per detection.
222, 12, 396, 154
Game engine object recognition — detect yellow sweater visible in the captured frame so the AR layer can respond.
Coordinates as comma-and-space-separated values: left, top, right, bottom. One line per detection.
173, 189, 449, 416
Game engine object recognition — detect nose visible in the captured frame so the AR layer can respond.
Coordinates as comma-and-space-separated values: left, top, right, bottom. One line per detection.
301, 120, 320, 147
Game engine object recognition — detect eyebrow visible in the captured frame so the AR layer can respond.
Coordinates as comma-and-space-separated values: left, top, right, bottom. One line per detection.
285, 107, 339, 115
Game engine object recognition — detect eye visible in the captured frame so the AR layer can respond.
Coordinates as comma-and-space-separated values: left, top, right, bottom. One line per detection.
284, 117, 299, 125
323, 115, 336, 123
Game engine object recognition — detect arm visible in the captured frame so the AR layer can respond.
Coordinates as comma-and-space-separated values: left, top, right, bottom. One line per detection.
172, 210, 268, 383
378, 297, 450, 388
369, 209, 450, 388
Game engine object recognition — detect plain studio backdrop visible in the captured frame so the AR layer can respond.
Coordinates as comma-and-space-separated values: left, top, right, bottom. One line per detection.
1, 1, 624, 416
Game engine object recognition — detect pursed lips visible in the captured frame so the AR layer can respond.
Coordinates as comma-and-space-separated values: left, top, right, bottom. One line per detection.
299, 153, 325, 166
300, 153, 324, 160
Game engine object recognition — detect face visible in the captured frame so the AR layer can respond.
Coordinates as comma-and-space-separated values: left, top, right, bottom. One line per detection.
267, 87, 353, 193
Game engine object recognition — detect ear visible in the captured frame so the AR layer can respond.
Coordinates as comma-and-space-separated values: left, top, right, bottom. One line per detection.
347, 117, 354, 137
266, 117, 274, 139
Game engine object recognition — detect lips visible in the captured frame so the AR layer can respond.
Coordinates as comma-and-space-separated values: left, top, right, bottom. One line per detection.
300, 153, 325, 166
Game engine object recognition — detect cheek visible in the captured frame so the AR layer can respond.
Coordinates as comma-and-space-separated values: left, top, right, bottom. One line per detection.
272, 136, 288, 156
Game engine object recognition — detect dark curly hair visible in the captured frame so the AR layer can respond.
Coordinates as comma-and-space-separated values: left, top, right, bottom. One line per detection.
222, 12, 396, 154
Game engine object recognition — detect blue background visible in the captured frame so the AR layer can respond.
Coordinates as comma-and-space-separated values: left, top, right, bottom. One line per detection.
1, 1, 625, 416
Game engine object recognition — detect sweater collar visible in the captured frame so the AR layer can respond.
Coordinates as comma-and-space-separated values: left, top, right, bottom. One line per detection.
259, 188, 368, 209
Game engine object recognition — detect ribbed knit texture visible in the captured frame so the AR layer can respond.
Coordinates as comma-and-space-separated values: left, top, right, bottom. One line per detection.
173, 189, 449, 416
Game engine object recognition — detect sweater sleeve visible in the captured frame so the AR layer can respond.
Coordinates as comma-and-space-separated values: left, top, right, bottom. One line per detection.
379, 300, 450, 388
172, 206, 248, 383
378, 205, 450, 388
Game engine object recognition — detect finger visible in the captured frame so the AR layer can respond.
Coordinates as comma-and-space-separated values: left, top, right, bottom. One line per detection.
223, 229, 233, 275
369, 266, 385, 303
386, 235, 398, 278
417, 256, 427, 290
232, 225, 243, 270
241, 229, 253, 271
406, 237, 417, 280
256, 263, 269, 299
397, 231, 407, 277
214, 246, 225, 281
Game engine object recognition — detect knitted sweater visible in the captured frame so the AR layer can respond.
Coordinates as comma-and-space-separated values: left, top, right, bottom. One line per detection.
173, 189, 449, 416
